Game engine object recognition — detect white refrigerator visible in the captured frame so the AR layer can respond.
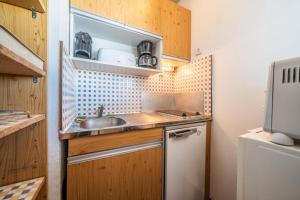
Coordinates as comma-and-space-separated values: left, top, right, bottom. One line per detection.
238, 129, 300, 200
165, 123, 207, 200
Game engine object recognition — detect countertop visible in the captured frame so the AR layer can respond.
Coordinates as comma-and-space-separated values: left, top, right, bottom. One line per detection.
60, 112, 212, 140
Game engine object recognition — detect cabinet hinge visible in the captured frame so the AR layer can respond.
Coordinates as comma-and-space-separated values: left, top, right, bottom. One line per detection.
31, 8, 37, 19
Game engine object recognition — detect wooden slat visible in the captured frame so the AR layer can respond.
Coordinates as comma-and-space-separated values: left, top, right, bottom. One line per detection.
0, 121, 47, 199
67, 146, 162, 200
204, 121, 212, 200
161, 0, 191, 60
126, 0, 162, 35
68, 128, 163, 156
0, 0, 46, 13
0, 45, 45, 77
58, 42, 63, 130
70, 0, 126, 24
0, 114, 45, 140
0, 0, 48, 199
177, 5, 191, 60
0, 2, 47, 60
0, 177, 45, 200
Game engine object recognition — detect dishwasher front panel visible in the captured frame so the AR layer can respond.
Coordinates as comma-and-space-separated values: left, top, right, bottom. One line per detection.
165, 124, 206, 200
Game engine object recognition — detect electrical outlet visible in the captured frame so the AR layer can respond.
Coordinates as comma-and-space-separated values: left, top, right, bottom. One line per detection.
194, 48, 202, 56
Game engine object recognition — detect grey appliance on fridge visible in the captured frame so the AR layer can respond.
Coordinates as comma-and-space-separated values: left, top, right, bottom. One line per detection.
264, 56, 300, 145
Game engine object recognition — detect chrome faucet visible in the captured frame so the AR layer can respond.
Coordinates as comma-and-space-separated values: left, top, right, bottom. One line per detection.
95, 105, 104, 118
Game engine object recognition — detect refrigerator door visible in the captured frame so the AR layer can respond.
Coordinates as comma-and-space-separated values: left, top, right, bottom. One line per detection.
166, 124, 206, 200
238, 131, 300, 200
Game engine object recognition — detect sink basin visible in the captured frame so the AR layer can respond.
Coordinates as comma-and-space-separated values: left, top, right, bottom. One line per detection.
80, 117, 126, 129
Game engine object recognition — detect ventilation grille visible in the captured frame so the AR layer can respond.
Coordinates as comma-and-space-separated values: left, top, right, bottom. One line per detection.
282, 67, 300, 84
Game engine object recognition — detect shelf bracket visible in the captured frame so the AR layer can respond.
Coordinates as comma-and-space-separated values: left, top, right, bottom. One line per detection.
31, 8, 37, 19
32, 76, 38, 83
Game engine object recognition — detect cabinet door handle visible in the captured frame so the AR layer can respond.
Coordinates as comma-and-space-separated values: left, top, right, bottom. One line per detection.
68, 141, 162, 165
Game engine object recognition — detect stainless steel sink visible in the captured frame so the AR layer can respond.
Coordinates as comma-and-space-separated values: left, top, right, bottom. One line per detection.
80, 116, 126, 129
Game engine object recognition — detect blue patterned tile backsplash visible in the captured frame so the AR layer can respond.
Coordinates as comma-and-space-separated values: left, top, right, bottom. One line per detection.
77, 70, 145, 116
74, 55, 212, 117
61, 47, 77, 131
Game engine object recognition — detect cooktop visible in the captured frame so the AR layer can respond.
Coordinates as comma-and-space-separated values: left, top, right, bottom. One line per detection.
156, 110, 202, 117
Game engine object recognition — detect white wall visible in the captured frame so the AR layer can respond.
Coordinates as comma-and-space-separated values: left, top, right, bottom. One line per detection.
179, 0, 300, 199
48, 0, 69, 199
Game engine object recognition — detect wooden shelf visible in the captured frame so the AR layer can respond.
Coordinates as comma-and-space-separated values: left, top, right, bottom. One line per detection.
0, 177, 45, 200
0, 0, 46, 13
0, 45, 45, 77
0, 26, 45, 77
70, 8, 163, 76
72, 57, 162, 77
0, 114, 45, 140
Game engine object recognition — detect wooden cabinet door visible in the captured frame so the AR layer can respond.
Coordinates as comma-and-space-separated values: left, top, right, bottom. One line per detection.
71, 0, 162, 35
67, 146, 162, 200
125, 0, 162, 35
177, 5, 191, 60
70, 0, 126, 24
161, 0, 191, 60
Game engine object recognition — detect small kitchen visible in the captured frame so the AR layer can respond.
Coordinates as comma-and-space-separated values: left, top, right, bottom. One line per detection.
2, 0, 300, 200
0, 0, 212, 199
61, 1, 212, 200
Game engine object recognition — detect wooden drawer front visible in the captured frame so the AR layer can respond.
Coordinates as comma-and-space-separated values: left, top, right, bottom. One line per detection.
67, 146, 162, 200
68, 128, 163, 156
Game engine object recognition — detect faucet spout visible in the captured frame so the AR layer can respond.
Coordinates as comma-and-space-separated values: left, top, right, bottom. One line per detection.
95, 105, 104, 117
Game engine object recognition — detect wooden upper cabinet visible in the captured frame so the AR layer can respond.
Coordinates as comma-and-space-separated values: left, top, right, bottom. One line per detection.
71, 0, 162, 36
125, 0, 162, 35
161, 0, 191, 60
70, 0, 126, 24
70, 0, 191, 59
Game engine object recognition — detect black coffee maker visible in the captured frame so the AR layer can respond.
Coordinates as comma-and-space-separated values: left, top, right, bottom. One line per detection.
74, 32, 92, 59
137, 40, 158, 68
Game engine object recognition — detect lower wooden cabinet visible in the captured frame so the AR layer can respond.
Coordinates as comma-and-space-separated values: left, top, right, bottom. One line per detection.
67, 146, 162, 200
67, 129, 163, 200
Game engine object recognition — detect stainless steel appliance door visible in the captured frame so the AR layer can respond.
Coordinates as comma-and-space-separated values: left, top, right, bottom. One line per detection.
166, 124, 206, 200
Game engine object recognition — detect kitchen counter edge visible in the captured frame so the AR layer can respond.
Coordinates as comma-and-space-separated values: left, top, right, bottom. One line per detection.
59, 115, 212, 140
